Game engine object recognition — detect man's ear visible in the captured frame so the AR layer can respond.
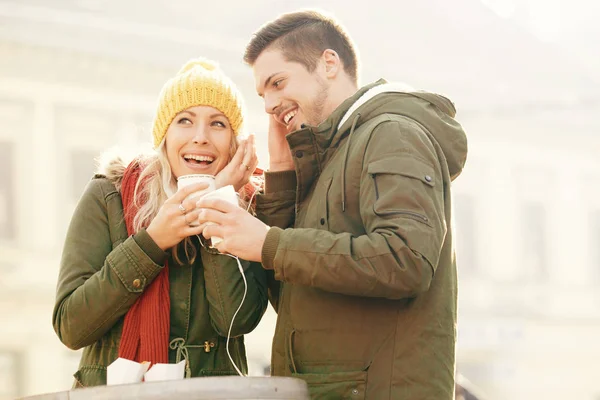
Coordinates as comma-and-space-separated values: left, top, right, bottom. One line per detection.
321, 49, 341, 79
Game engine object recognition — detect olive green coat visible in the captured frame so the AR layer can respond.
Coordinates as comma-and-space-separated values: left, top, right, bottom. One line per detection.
53, 159, 268, 387
256, 80, 468, 399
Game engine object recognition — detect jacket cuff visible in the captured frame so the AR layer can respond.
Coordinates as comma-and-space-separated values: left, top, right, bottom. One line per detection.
261, 227, 283, 271
265, 170, 297, 193
133, 229, 168, 266
107, 235, 165, 293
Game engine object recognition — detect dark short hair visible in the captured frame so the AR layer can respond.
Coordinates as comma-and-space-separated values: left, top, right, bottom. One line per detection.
244, 10, 358, 84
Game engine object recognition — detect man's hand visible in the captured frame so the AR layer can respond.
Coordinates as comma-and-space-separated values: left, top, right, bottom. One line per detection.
268, 114, 295, 172
196, 196, 270, 262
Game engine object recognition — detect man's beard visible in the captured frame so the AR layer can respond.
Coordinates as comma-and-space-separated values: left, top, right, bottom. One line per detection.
306, 77, 329, 126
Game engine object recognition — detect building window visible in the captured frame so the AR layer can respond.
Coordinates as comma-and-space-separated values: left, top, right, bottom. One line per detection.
513, 166, 553, 282
454, 193, 477, 277
0, 351, 21, 399
520, 201, 548, 281
0, 141, 15, 240
592, 209, 600, 282
69, 150, 98, 201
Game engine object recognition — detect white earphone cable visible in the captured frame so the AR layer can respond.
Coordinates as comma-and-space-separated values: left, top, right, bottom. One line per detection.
197, 186, 259, 377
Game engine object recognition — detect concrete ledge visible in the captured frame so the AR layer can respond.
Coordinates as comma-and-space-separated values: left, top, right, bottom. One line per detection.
19, 376, 310, 400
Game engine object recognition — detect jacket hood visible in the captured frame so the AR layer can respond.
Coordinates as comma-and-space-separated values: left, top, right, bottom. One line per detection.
336, 81, 468, 180
95, 147, 136, 192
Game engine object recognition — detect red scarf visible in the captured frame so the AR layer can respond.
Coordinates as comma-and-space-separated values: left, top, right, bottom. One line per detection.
116, 162, 264, 365
118, 160, 170, 365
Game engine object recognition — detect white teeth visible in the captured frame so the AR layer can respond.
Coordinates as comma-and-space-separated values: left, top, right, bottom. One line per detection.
183, 154, 214, 162
283, 110, 298, 125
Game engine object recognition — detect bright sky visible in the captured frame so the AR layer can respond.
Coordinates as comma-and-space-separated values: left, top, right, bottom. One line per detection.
481, 0, 562, 41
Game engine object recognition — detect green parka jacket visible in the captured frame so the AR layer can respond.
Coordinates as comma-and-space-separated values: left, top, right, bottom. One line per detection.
256, 80, 468, 399
52, 156, 268, 387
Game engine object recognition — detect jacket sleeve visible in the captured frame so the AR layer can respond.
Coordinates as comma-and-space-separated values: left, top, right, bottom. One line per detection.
260, 119, 447, 300
52, 178, 167, 350
255, 170, 297, 229
254, 170, 297, 313
202, 252, 268, 338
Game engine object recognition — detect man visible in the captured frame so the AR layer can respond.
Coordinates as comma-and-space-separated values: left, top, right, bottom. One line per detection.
197, 9, 468, 399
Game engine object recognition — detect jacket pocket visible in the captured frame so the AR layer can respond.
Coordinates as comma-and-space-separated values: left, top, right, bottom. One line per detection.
367, 156, 446, 271
292, 370, 367, 400
368, 156, 437, 227
73, 365, 107, 388
310, 177, 333, 231
72, 336, 119, 388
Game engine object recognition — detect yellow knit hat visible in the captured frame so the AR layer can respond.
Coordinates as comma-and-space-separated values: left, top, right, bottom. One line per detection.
151, 57, 244, 148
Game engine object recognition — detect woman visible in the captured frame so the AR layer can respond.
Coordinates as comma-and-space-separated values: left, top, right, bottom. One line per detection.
52, 58, 268, 387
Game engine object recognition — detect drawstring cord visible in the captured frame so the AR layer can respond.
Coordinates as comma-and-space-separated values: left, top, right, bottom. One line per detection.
169, 337, 205, 378
341, 113, 361, 212
193, 187, 258, 377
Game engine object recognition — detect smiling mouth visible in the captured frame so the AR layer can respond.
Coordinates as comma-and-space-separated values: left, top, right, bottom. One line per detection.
282, 108, 298, 127
183, 154, 215, 166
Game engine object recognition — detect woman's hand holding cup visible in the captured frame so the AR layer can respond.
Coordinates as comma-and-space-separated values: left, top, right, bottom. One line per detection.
146, 182, 209, 251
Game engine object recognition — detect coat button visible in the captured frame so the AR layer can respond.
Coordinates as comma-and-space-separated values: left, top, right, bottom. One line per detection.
351, 389, 359, 395
132, 279, 141, 288
424, 175, 432, 182
295, 150, 304, 158
320, 218, 325, 225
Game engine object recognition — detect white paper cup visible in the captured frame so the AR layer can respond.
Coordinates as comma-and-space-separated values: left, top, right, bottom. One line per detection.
177, 174, 215, 227
201, 185, 239, 246
177, 174, 216, 202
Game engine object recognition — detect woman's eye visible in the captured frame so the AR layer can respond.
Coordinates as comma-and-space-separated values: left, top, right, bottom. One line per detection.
212, 121, 226, 128
273, 79, 283, 88
177, 117, 192, 124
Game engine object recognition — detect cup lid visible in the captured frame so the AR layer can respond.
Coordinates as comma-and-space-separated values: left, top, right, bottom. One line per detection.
177, 174, 216, 181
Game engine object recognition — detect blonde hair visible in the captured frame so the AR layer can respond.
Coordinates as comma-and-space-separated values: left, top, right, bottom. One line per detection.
132, 136, 259, 265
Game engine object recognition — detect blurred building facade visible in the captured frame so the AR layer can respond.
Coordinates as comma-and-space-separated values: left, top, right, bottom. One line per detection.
0, 1, 599, 399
